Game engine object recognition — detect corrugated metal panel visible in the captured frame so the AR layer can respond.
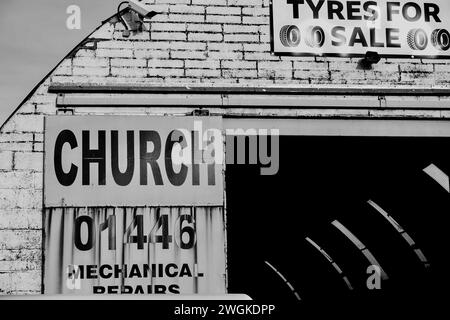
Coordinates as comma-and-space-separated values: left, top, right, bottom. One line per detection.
44, 206, 226, 295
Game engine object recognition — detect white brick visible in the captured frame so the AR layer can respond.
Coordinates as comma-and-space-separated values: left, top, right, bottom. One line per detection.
186, 69, 221, 77
206, 15, 241, 24
170, 42, 206, 51
223, 69, 257, 78
0, 189, 41, 209
73, 67, 110, 77
148, 59, 184, 68
0, 230, 42, 250
0, 172, 37, 189
188, 33, 223, 42
207, 7, 241, 15
148, 68, 184, 77
0, 209, 42, 230
193, 0, 226, 5
0, 151, 13, 170
170, 4, 205, 14
185, 60, 220, 69
72, 57, 109, 67
111, 67, 148, 78
111, 58, 147, 67
9, 115, 44, 133
224, 34, 259, 43
135, 49, 170, 59
151, 32, 187, 41
171, 50, 207, 59
96, 48, 133, 58
13, 152, 43, 171
151, 23, 187, 32
187, 24, 222, 33
208, 51, 243, 60
242, 16, 268, 24
222, 60, 256, 69
168, 14, 205, 23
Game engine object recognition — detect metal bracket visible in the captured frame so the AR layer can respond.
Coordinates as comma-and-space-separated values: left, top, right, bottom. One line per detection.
378, 96, 387, 108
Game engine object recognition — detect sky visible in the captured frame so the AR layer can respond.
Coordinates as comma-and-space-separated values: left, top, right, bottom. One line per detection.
0, 0, 121, 126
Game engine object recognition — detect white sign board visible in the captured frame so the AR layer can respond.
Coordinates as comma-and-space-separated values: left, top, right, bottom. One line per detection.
270, 0, 450, 58
44, 116, 224, 207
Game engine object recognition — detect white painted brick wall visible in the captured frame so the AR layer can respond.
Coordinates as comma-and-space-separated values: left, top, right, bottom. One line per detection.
1, 0, 450, 295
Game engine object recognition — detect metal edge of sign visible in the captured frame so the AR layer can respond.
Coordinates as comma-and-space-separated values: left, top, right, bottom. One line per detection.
271, 51, 450, 59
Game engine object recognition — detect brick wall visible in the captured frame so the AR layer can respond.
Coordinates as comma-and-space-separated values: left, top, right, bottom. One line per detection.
1, 0, 450, 294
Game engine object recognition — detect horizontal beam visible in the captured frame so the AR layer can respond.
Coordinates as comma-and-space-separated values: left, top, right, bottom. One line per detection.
55, 93, 450, 109
56, 93, 381, 108
49, 83, 450, 96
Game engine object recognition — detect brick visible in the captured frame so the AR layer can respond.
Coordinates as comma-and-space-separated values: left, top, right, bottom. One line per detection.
151, 31, 187, 41
111, 67, 148, 78
157, 0, 191, 4
243, 43, 269, 52
0, 230, 42, 250
73, 67, 110, 77
208, 43, 243, 51
188, 33, 223, 42
0, 189, 42, 209
148, 68, 184, 77
185, 60, 220, 69
242, 16, 269, 24
9, 115, 44, 133
186, 69, 221, 77
0, 151, 13, 170
0, 172, 38, 189
135, 49, 170, 59
242, 7, 269, 16
96, 48, 133, 58
187, 23, 222, 33
0, 249, 41, 263
170, 42, 206, 51
224, 34, 259, 43
171, 50, 207, 59
223, 69, 257, 78
208, 51, 243, 60
0, 134, 34, 143
207, 7, 241, 15
206, 15, 241, 24
111, 58, 146, 67
10, 271, 41, 292
193, 0, 226, 5
148, 59, 184, 68
222, 60, 256, 69
224, 25, 260, 34
228, 0, 263, 5
0, 142, 33, 152
97, 41, 134, 49
244, 52, 279, 61
151, 23, 187, 32
168, 14, 205, 23
13, 152, 43, 171
0, 209, 42, 230
170, 4, 205, 14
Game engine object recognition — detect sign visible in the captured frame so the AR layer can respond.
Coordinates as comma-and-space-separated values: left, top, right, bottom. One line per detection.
44, 116, 224, 207
44, 206, 227, 295
270, 0, 450, 58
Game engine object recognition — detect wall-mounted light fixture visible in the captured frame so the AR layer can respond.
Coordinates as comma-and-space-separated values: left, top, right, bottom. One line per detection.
117, 0, 158, 37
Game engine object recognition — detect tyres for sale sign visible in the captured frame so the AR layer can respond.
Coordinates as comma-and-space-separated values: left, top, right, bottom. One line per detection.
270, 0, 450, 58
